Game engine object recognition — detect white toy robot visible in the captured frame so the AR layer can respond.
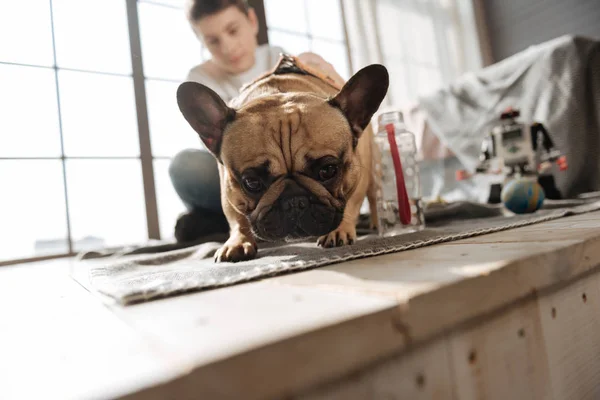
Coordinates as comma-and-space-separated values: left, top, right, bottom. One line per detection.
457, 107, 568, 203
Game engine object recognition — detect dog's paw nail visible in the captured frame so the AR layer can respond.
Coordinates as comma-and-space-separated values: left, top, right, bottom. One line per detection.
243, 242, 256, 256
318, 223, 357, 249
215, 239, 257, 263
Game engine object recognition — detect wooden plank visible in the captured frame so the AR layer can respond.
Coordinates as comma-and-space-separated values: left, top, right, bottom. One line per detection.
112, 212, 600, 399
111, 280, 400, 400
297, 255, 600, 400
447, 300, 552, 400
111, 278, 397, 365
0, 261, 179, 400
297, 298, 555, 400
537, 271, 600, 399
395, 235, 600, 348
295, 264, 600, 400
450, 215, 600, 243
3, 211, 600, 400
296, 336, 455, 400
293, 235, 600, 400
315, 212, 600, 344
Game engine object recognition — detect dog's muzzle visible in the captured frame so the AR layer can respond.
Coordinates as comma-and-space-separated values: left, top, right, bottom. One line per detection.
251, 181, 343, 241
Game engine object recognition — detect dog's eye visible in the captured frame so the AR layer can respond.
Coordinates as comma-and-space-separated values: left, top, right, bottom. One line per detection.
318, 164, 338, 181
242, 177, 263, 193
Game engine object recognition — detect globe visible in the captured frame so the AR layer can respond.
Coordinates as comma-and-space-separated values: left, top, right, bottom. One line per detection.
501, 179, 545, 214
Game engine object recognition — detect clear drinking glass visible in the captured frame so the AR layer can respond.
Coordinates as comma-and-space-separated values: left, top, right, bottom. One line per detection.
373, 111, 425, 236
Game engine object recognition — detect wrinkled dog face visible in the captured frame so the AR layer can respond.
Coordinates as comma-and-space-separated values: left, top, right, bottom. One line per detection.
177, 65, 388, 242
220, 94, 359, 241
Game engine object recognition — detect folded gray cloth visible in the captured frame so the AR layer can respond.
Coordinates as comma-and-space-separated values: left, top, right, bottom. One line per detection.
78, 200, 503, 260
82, 200, 600, 306
418, 35, 600, 200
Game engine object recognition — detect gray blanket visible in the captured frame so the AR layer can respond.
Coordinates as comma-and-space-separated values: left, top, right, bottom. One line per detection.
418, 35, 600, 200
82, 199, 600, 305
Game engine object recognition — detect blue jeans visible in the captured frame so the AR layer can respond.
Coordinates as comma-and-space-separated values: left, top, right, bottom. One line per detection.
168, 149, 223, 213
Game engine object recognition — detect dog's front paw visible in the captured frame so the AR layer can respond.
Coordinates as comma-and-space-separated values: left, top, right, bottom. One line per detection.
317, 221, 357, 248
215, 235, 257, 263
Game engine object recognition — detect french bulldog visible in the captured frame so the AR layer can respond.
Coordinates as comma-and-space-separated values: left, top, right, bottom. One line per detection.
176, 60, 389, 262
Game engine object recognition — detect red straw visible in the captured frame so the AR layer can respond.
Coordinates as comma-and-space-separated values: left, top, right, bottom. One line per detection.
385, 123, 412, 225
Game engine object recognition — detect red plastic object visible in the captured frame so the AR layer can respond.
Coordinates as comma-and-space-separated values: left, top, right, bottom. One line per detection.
455, 169, 469, 181
385, 123, 412, 225
557, 155, 568, 171
501, 107, 520, 119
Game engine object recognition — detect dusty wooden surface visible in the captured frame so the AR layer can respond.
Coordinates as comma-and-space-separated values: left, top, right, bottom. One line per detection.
2, 211, 600, 400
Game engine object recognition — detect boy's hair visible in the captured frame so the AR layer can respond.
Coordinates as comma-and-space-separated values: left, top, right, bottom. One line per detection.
187, 0, 250, 22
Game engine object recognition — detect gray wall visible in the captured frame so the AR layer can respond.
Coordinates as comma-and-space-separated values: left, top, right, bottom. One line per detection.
482, 0, 600, 61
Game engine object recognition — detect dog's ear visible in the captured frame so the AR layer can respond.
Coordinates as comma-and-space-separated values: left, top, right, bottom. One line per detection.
177, 81, 236, 156
328, 64, 389, 139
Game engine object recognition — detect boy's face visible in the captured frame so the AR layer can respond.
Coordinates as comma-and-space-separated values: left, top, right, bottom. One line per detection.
192, 6, 259, 75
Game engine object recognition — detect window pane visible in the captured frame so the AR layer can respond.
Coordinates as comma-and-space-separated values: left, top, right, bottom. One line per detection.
267, 30, 310, 56
154, 159, 186, 240
58, 70, 139, 157
146, 80, 203, 157
0, 64, 62, 157
0, 0, 54, 66
52, 0, 132, 74
139, 0, 187, 7
146, 79, 203, 158
413, 65, 442, 97
377, 0, 405, 59
306, 0, 344, 41
405, 9, 439, 66
138, 2, 203, 80
386, 62, 410, 107
264, 0, 308, 34
377, 0, 439, 67
66, 160, 147, 251
311, 39, 350, 81
0, 161, 68, 262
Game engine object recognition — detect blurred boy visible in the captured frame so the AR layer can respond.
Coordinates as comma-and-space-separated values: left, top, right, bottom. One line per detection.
169, 0, 344, 240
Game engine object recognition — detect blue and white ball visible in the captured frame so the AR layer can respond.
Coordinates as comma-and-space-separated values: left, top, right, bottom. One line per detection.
501, 179, 545, 214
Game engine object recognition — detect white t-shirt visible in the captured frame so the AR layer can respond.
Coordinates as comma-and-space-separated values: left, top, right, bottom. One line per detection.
186, 44, 285, 104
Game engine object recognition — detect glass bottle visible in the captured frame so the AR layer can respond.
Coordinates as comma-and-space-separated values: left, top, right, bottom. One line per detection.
373, 111, 425, 236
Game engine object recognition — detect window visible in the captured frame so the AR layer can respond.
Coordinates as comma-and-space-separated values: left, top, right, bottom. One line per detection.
137, 0, 208, 241
0, 0, 148, 263
372, 0, 482, 107
264, 0, 351, 81
0, 0, 208, 263
4, 1, 451, 264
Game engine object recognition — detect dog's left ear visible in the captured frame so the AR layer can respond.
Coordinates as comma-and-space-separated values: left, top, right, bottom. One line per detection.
328, 64, 389, 139
177, 81, 236, 157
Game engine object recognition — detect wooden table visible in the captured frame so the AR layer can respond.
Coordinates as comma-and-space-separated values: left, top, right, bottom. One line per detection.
3, 211, 600, 400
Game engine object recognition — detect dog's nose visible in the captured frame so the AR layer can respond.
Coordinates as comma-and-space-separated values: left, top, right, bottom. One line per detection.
281, 196, 309, 212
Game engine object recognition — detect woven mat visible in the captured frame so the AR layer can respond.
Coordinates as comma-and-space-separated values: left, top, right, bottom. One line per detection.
84, 200, 600, 305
